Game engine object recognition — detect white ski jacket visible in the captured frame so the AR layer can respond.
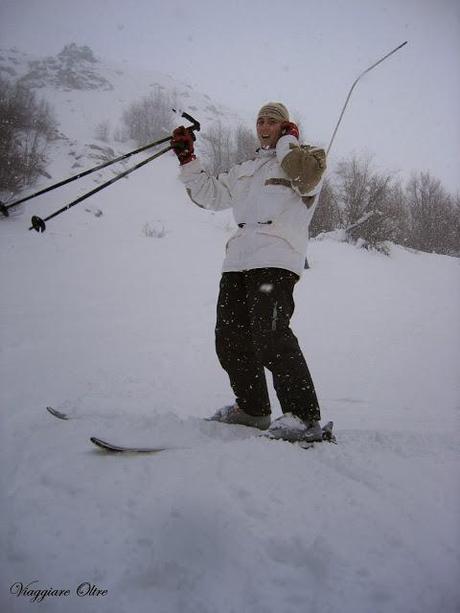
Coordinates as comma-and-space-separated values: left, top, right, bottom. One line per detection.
179, 134, 326, 277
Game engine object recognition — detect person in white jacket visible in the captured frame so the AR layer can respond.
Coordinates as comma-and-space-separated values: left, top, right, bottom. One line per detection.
171, 102, 327, 442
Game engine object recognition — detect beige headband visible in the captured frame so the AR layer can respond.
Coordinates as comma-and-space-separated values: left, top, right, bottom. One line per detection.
257, 102, 289, 122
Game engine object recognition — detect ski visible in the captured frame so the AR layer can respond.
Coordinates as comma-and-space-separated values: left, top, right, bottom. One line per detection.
90, 437, 170, 454
46, 407, 171, 452
47, 406, 335, 452
89, 422, 335, 454
46, 406, 71, 420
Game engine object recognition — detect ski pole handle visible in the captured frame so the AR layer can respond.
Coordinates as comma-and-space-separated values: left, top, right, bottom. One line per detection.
173, 110, 201, 134
181, 112, 200, 133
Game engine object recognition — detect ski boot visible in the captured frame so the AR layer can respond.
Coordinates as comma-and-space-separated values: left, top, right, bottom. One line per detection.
265, 413, 323, 442
207, 404, 271, 430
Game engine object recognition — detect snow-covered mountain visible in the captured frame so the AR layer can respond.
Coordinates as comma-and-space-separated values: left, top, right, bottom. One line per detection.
0, 43, 245, 198
1, 45, 459, 613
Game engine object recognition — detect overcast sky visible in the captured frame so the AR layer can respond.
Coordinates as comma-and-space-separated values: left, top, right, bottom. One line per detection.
1, 0, 459, 193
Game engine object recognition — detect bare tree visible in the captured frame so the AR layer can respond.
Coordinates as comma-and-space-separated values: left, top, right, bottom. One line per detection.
453, 194, 460, 256
232, 124, 258, 165
199, 121, 234, 175
122, 87, 177, 146
406, 172, 460, 255
199, 122, 258, 175
333, 155, 404, 252
310, 177, 341, 237
94, 120, 111, 142
0, 78, 57, 195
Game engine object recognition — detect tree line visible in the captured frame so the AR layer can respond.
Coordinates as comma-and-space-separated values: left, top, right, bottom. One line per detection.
2, 82, 458, 257
0, 77, 57, 195
310, 157, 460, 256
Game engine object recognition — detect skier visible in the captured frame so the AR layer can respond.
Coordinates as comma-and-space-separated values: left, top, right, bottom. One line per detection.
170, 102, 327, 442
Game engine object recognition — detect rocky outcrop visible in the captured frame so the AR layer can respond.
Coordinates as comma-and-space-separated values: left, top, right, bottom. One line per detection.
17, 43, 113, 91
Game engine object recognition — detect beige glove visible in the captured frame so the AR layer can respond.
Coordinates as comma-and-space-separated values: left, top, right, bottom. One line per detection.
281, 144, 327, 195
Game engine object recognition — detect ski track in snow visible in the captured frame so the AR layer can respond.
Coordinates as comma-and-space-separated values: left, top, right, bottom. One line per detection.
1, 95, 460, 611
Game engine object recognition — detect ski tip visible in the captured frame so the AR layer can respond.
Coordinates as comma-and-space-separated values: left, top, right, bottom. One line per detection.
322, 421, 337, 444
90, 437, 122, 452
46, 406, 70, 420
90, 437, 169, 454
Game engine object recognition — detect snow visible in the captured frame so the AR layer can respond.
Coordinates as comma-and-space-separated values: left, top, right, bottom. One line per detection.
1, 52, 460, 613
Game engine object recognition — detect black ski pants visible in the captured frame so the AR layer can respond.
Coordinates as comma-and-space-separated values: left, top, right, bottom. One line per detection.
215, 268, 321, 423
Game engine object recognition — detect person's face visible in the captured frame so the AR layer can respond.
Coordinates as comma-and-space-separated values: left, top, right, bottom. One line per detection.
256, 116, 283, 148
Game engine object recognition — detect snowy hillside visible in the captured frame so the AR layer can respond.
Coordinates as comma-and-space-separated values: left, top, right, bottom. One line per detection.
1, 46, 460, 613
0, 43, 244, 199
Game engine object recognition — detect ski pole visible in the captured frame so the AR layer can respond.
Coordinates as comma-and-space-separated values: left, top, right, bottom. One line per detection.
29, 111, 200, 232
29, 145, 172, 232
2, 111, 200, 218
327, 41, 407, 155
0, 135, 172, 218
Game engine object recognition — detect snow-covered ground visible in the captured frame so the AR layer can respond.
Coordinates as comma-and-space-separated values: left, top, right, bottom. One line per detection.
1, 45, 460, 613
1, 150, 459, 613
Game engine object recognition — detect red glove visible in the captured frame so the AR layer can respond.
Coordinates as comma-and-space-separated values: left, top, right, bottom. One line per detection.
281, 121, 299, 140
171, 126, 196, 165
